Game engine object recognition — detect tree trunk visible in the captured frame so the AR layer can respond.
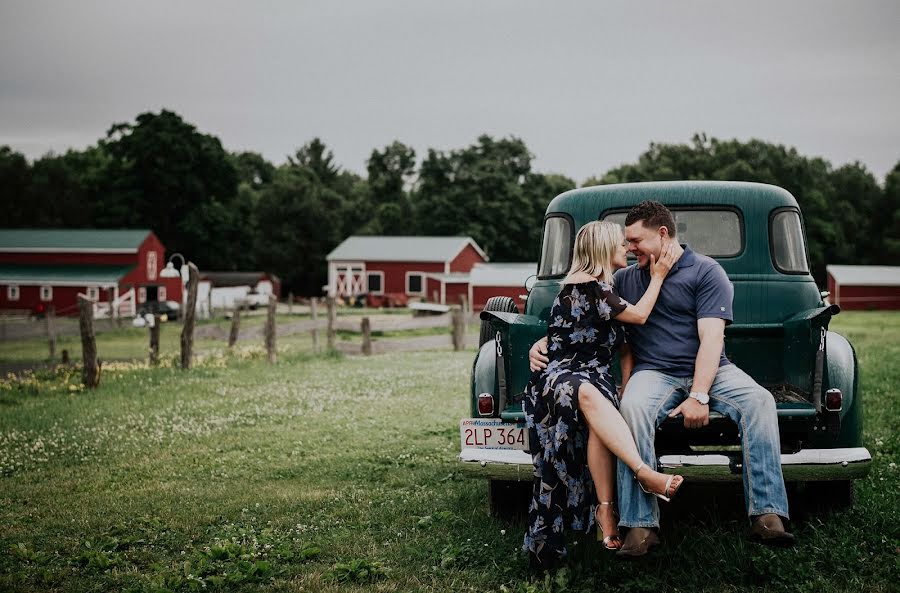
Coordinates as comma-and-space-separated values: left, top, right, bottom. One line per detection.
180, 262, 199, 370
265, 294, 277, 364
228, 307, 241, 347
149, 315, 160, 365
78, 296, 100, 388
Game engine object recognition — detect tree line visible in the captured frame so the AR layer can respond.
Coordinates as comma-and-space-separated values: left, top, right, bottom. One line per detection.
2, 110, 897, 293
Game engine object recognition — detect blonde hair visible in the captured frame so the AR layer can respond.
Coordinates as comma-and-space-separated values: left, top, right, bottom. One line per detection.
567, 221, 622, 285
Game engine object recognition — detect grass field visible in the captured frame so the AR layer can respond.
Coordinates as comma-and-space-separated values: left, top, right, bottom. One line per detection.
0, 312, 897, 592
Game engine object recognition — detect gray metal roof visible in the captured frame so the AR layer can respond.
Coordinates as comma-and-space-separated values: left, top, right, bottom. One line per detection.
826, 265, 900, 287
0, 229, 151, 252
470, 262, 537, 287
327, 236, 486, 263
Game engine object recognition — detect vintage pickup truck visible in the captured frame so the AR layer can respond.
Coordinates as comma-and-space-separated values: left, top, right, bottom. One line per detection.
459, 181, 872, 513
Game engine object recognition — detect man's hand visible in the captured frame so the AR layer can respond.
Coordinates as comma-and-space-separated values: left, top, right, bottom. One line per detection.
668, 397, 710, 429
529, 337, 549, 372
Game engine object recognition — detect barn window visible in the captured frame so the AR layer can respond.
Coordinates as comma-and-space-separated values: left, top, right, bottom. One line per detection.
138, 287, 147, 304
40, 285, 53, 301
159, 286, 167, 301
367, 272, 384, 294
7, 285, 19, 301
87, 286, 99, 301
147, 251, 158, 281
406, 272, 424, 295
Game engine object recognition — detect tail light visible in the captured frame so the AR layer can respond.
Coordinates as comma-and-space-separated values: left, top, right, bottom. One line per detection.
477, 393, 494, 416
825, 388, 842, 412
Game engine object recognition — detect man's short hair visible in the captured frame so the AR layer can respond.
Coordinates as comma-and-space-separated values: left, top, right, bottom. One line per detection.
625, 200, 677, 237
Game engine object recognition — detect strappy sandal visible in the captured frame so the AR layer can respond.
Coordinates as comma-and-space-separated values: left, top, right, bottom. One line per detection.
634, 462, 684, 503
595, 501, 622, 550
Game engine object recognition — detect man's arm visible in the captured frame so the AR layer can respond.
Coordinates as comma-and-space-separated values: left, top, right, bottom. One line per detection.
668, 317, 725, 428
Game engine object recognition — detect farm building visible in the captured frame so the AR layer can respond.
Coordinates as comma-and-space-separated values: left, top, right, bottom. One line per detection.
0, 229, 182, 317
199, 271, 282, 310
826, 265, 900, 310
325, 235, 535, 311
468, 262, 536, 311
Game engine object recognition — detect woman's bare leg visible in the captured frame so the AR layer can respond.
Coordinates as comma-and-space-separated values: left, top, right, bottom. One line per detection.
588, 429, 620, 545
579, 383, 682, 496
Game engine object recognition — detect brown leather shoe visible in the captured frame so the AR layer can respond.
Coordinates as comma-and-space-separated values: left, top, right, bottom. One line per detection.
749, 513, 795, 547
615, 527, 660, 559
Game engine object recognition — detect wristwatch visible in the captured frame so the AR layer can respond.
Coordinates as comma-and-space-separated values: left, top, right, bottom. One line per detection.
689, 391, 710, 405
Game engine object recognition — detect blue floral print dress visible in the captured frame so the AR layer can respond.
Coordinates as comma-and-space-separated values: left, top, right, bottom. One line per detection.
522, 280, 628, 566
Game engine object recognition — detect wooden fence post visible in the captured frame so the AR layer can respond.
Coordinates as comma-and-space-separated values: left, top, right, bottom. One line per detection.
149, 315, 160, 365
361, 317, 372, 355
180, 263, 199, 370
265, 294, 277, 364
326, 297, 336, 351
460, 294, 469, 317
46, 306, 57, 361
452, 308, 465, 351
311, 297, 320, 353
228, 306, 241, 347
108, 291, 116, 329
77, 296, 100, 388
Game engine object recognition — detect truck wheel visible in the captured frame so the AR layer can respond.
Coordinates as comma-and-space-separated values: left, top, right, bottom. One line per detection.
479, 297, 519, 347
489, 479, 531, 519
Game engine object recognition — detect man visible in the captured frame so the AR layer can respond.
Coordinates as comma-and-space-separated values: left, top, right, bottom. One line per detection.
530, 200, 793, 558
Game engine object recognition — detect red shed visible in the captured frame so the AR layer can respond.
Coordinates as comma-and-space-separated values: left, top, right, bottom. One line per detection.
0, 229, 183, 317
469, 262, 536, 311
326, 236, 487, 301
826, 265, 900, 310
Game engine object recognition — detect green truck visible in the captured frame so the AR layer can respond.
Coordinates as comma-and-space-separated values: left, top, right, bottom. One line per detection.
459, 181, 872, 513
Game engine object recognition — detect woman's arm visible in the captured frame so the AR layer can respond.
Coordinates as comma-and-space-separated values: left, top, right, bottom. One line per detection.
614, 240, 681, 325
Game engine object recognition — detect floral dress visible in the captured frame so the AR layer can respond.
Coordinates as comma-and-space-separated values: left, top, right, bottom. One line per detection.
522, 280, 628, 566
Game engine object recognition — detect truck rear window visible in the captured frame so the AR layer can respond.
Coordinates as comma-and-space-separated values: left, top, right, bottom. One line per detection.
602, 209, 743, 257
770, 210, 809, 273
537, 216, 573, 278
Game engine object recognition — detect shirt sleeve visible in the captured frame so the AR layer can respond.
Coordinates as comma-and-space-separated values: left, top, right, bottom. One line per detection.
696, 262, 734, 325
594, 281, 628, 318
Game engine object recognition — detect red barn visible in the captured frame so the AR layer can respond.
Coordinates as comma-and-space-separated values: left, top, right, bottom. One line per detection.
326, 236, 487, 302
826, 265, 900, 310
469, 262, 536, 311
0, 229, 183, 317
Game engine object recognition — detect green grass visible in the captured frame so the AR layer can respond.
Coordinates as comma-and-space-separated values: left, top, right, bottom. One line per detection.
0, 312, 897, 592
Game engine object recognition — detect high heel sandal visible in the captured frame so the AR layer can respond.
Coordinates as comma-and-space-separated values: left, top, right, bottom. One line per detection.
634, 462, 683, 503
595, 501, 622, 550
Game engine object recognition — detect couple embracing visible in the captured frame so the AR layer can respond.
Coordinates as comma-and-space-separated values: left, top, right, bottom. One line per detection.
523, 200, 793, 567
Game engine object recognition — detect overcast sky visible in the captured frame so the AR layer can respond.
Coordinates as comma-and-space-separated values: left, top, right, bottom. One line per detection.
1, 1, 898, 183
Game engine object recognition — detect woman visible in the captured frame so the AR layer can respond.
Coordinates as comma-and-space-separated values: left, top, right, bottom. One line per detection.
522, 220, 684, 567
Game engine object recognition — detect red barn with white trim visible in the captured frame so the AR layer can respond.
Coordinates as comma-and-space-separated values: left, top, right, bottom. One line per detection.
826, 265, 900, 310
0, 229, 183, 317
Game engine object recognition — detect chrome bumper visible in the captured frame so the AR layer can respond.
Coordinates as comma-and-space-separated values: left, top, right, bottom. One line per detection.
458, 447, 872, 482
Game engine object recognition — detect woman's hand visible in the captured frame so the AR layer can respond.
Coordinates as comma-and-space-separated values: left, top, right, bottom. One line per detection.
529, 337, 549, 372
650, 239, 681, 280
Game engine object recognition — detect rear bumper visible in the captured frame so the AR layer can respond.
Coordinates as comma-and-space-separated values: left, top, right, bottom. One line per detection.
458, 447, 872, 482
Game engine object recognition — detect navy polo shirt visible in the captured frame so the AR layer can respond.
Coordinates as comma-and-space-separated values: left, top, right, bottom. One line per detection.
613, 245, 733, 377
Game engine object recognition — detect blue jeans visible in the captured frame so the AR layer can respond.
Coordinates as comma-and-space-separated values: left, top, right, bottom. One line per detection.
616, 364, 789, 528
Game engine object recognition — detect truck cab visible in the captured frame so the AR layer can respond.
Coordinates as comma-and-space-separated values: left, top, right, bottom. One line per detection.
460, 181, 871, 510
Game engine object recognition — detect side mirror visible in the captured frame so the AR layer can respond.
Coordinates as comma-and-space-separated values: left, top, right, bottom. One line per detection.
524, 274, 537, 292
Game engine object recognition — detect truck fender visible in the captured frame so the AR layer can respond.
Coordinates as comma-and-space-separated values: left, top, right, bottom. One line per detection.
470, 340, 498, 418
825, 331, 862, 448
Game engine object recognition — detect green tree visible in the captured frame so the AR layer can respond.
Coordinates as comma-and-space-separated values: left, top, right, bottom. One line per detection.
98, 110, 248, 270
881, 161, 900, 261
0, 146, 33, 226
365, 141, 416, 234
255, 164, 345, 295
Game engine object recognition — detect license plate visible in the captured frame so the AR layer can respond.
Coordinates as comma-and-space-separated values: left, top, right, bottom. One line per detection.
460, 418, 528, 450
